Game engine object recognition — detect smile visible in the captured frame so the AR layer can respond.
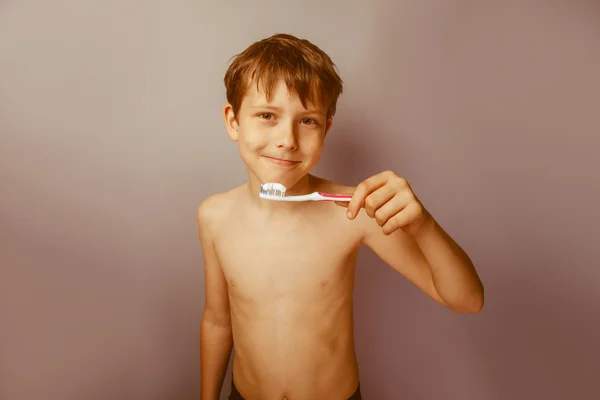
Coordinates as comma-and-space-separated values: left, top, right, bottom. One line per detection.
261, 155, 301, 167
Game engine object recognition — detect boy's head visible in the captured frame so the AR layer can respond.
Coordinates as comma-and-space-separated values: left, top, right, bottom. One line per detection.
224, 33, 343, 121
222, 33, 344, 190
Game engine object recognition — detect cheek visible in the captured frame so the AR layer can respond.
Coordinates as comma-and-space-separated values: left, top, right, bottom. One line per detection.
239, 129, 267, 151
302, 136, 324, 157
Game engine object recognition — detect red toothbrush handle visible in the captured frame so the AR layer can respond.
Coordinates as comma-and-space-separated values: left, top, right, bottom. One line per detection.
317, 192, 352, 200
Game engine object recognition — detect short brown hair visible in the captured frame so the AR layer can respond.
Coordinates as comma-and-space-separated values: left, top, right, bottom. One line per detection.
224, 33, 343, 119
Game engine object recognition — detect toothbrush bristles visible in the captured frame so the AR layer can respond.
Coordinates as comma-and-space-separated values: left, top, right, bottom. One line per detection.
260, 183, 286, 198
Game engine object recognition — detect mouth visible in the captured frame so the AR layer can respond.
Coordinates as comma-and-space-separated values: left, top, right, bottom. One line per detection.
261, 155, 301, 167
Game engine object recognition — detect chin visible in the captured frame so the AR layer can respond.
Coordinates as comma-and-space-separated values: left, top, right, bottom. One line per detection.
252, 167, 308, 188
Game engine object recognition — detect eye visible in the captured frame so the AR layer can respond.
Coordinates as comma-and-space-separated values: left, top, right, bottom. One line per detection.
300, 118, 318, 126
258, 112, 274, 120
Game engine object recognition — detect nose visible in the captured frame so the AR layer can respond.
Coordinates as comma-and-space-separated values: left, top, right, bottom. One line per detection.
274, 123, 298, 151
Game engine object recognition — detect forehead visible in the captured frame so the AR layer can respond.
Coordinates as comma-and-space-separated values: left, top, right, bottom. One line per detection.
242, 77, 326, 112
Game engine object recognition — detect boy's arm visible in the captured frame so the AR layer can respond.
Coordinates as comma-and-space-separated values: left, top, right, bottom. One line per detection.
197, 199, 233, 400
360, 212, 484, 314
340, 171, 483, 314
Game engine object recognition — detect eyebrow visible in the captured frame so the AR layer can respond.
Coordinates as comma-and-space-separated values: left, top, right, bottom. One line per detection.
250, 104, 283, 111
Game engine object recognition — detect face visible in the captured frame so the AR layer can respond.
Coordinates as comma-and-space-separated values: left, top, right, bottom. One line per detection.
223, 78, 333, 190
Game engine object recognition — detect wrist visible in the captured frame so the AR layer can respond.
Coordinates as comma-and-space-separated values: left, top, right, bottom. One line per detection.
412, 211, 436, 240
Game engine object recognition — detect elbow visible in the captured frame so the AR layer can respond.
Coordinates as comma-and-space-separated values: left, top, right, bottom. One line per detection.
456, 287, 485, 314
457, 299, 484, 314
201, 307, 232, 331
449, 299, 483, 314
444, 284, 485, 314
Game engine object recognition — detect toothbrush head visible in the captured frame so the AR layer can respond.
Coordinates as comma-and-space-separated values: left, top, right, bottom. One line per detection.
259, 182, 287, 200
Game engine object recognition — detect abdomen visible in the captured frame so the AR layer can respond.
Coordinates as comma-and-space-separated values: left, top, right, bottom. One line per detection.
229, 288, 359, 399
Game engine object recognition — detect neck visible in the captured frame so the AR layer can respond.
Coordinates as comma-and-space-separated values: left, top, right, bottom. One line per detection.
246, 173, 316, 211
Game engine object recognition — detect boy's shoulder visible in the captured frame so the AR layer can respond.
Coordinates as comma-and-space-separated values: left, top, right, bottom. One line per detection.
196, 185, 246, 231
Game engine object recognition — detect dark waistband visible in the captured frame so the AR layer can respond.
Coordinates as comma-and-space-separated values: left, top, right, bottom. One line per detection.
229, 379, 362, 400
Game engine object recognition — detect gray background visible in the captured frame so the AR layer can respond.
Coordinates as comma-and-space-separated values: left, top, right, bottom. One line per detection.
1, 1, 599, 399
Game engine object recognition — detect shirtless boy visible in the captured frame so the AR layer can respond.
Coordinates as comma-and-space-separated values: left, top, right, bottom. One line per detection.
198, 33, 484, 400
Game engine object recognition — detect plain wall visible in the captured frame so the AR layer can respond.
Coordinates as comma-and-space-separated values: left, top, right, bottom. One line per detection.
1, 1, 599, 399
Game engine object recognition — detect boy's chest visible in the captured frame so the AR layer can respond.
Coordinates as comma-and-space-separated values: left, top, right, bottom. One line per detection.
214, 218, 361, 298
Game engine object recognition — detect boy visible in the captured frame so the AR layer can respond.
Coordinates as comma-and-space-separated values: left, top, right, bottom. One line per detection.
198, 33, 484, 400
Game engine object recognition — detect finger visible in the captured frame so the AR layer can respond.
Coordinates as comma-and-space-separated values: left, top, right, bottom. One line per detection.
373, 195, 406, 226
364, 185, 396, 218
381, 204, 417, 235
347, 174, 387, 219
334, 201, 350, 208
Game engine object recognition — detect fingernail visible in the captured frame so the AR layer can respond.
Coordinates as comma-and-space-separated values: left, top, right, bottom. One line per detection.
347, 211, 352, 219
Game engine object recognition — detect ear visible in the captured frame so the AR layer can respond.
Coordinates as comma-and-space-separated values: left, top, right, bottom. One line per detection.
223, 104, 239, 141
324, 117, 334, 136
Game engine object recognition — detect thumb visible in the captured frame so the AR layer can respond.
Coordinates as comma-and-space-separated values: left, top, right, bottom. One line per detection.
334, 201, 349, 208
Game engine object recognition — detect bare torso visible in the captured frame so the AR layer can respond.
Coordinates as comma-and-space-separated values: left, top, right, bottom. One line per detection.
213, 179, 363, 399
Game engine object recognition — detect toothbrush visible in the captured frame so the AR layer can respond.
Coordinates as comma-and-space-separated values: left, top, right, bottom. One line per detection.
259, 182, 352, 202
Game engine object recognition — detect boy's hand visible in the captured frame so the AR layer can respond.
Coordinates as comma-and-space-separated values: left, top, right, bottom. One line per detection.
337, 170, 432, 236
